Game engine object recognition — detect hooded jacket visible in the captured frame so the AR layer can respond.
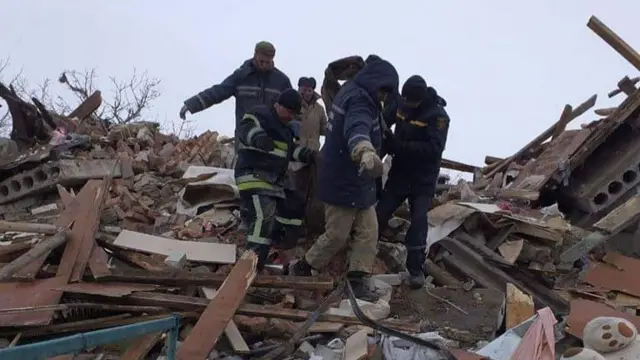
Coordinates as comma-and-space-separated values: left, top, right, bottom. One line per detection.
183, 59, 292, 126
298, 92, 327, 151
317, 57, 399, 209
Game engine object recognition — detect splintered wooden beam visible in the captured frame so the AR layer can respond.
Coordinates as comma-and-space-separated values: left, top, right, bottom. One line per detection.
609, 76, 640, 98
485, 94, 597, 178
440, 158, 478, 174
176, 250, 258, 360
588, 16, 640, 71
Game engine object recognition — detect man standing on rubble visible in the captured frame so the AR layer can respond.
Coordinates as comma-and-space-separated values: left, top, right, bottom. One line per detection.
377, 76, 449, 289
179, 41, 292, 126
288, 56, 399, 302
235, 89, 316, 270
289, 77, 328, 223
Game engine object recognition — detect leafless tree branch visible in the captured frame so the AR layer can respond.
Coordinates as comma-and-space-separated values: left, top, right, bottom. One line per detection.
58, 68, 161, 125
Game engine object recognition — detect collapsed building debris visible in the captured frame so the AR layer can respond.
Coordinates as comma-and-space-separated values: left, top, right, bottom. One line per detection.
0, 13, 640, 360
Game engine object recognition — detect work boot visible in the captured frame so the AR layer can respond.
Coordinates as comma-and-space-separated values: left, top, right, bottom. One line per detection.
347, 271, 379, 303
286, 257, 313, 276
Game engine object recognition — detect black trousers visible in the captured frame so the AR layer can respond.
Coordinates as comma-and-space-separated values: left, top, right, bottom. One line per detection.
375, 173, 433, 276
240, 189, 305, 269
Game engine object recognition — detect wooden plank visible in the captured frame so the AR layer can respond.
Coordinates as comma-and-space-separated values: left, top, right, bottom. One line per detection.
593, 195, 640, 234
551, 104, 574, 140
88, 245, 111, 279
101, 271, 334, 291
0, 231, 69, 280
12, 181, 94, 280
512, 129, 591, 191
177, 251, 258, 359
343, 328, 368, 360
505, 283, 534, 330
121, 332, 162, 360
200, 287, 249, 354
64, 180, 104, 282
0, 276, 68, 326
588, 16, 640, 71
0, 221, 60, 235
113, 230, 236, 265
308, 322, 344, 333
486, 95, 596, 179
127, 292, 422, 333
67, 90, 103, 120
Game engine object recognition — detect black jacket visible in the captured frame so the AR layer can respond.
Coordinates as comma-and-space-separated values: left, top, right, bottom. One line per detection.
184, 59, 292, 126
389, 98, 450, 188
317, 57, 399, 209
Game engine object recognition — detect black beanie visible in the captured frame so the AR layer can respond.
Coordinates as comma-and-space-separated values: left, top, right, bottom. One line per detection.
401, 75, 428, 102
277, 89, 302, 114
298, 77, 316, 89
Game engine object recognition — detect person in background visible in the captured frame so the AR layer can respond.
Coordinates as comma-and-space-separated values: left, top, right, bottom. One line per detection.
288, 56, 399, 302
234, 89, 316, 270
179, 41, 292, 127
377, 75, 450, 289
287, 77, 328, 231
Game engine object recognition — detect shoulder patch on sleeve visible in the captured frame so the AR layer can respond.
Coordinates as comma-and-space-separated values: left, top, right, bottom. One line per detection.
436, 117, 449, 130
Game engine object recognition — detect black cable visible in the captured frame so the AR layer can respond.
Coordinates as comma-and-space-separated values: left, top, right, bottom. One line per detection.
344, 279, 457, 360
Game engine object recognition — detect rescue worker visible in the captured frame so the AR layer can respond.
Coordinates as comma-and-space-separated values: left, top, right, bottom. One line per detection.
377, 75, 449, 289
235, 89, 316, 270
179, 41, 292, 125
288, 56, 399, 301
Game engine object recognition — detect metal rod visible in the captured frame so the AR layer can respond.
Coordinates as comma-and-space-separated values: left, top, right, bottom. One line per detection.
0, 315, 180, 359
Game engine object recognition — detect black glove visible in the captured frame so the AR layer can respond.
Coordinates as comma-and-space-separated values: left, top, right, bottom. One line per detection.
298, 147, 317, 164
252, 132, 275, 152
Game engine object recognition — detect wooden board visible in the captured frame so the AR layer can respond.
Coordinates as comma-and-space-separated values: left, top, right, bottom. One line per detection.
200, 287, 249, 354
113, 230, 236, 264
69, 180, 105, 282
511, 129, 591, 191
176, 251, 257, 359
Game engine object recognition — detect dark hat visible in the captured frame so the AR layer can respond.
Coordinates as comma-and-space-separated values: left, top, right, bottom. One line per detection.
298, 77, 316, 89
254, 41, 276, 56
401, 75, 428, 102
277, 89, 302, 114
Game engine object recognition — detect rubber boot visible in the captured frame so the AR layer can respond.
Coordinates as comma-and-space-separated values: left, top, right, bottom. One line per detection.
286, 257, 313, 276
347, 271, 379, 302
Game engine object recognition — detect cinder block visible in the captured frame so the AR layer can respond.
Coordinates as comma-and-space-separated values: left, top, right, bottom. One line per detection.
0, 159, 122, 204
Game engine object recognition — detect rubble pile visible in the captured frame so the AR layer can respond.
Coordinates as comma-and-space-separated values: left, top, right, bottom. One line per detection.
2, 13, 640, 360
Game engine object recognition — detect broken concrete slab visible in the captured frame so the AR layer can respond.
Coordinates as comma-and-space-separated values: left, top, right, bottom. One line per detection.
0, 159, 122, 204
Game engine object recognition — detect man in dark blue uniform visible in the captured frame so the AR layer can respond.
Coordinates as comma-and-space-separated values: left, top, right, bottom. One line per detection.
288, 56, 399, 301
179, 41, 293, 126
377, 75, 449, 289
234, 89, 316, 270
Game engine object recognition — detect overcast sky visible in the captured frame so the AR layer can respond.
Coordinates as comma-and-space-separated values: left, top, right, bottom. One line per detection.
1, 0, 639, 171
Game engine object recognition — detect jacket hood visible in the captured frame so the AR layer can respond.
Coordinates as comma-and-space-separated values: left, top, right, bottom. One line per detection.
354, 57, 399, 101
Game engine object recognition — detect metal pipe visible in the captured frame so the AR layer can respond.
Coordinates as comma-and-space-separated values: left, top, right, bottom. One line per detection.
0, 314, 180, 360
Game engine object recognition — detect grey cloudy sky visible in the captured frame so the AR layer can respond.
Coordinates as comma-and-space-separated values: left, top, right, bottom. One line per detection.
1, 0, 638, 171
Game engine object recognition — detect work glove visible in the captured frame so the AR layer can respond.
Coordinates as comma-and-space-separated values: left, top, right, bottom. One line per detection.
351, 141, 383, 177
179, 105, 189, 120
252, 132, 275, 152
297, 147, 317, 164
359, 150, 383, 177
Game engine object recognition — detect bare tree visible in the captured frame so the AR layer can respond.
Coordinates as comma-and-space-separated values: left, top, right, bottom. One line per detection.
58, 68, 161, 125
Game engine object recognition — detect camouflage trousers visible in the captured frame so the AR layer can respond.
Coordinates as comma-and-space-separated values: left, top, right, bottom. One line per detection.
305, 203, 378, 273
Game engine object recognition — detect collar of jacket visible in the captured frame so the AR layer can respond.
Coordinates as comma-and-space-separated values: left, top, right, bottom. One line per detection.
302, 92, 321, 107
